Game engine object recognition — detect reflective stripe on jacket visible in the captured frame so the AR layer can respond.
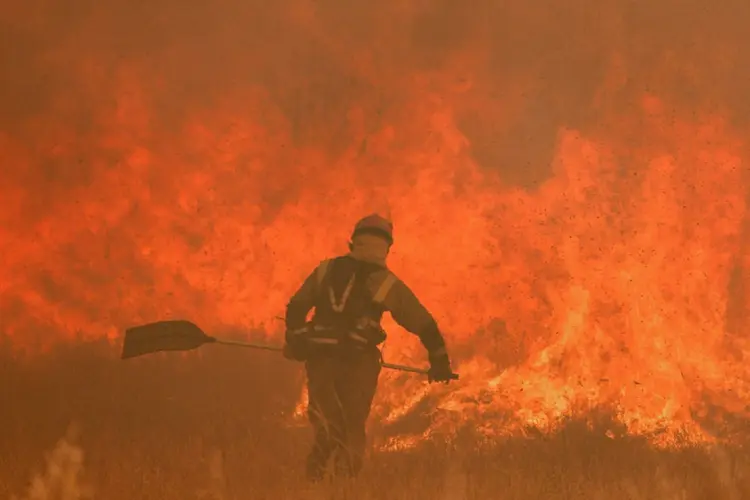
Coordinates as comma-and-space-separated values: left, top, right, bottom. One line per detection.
285, 254, 447, 355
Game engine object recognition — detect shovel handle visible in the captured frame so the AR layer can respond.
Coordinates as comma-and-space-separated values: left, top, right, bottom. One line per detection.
381, 361, 429, 374
213, 339, 283, 351
210, 338, 458, 379
381, 362, 460, 381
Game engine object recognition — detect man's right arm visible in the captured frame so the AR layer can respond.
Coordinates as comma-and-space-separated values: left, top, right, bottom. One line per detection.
380, 276, 449, 359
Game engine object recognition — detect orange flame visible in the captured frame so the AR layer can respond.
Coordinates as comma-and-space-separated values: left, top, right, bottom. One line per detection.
2, 0, 749, 448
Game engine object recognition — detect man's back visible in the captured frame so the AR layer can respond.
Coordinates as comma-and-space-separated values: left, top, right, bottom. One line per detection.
282, 213, 455, 482
286, 249, 442, 348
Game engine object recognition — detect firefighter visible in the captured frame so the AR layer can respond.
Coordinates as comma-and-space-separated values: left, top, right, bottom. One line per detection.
282, 213, 455, 481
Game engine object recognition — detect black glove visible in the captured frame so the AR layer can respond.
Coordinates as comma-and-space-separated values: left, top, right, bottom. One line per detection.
283, 342, 307, 361
427, 351, 454, 383
283, 334, 308, 361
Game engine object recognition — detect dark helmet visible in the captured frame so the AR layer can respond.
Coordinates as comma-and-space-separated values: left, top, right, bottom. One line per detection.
351, 213, 394, 245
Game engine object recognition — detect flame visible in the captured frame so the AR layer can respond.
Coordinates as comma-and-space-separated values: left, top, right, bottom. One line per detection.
2, 0, 750, 448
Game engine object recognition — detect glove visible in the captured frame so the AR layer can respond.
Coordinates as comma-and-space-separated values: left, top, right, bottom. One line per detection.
284, 324, 312, 362
427, 351, 454, 383
283, 339, 307, 362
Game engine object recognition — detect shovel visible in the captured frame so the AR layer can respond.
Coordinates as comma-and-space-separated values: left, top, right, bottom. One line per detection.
121, 320, 456, 378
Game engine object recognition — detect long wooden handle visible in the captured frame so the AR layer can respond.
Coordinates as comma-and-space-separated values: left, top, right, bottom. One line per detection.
211, 338, 456, 377
213, 338, 283, 351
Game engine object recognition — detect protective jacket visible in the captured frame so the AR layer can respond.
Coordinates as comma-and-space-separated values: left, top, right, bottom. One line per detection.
285, 234, 448, 358
285, 225, 452, 481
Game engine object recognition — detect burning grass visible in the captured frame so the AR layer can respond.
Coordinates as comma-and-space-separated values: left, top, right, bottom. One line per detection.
3, 2, 750, 497
1, 339, 748, 499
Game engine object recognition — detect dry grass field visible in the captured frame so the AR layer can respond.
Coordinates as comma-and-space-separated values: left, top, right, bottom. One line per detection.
1, 339, 748, 500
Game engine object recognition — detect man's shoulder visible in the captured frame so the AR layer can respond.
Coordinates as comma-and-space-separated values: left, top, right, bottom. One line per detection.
310, 255, 355, 284
327, 254, 392, 272
314, 255, 401, 281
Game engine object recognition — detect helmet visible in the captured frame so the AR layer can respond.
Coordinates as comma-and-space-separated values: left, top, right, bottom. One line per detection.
351, 213, 393, 245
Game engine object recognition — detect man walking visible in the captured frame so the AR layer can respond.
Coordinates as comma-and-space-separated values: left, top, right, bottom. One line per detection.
283, 213, 455, 481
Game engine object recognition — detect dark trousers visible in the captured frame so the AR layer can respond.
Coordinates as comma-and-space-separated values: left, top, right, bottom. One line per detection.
304, 347, 381, 480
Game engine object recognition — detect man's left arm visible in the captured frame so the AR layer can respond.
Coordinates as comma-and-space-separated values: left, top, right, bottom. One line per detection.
284, 259, 331, 348
282, 270, 317, 361
285, 273, 317, 332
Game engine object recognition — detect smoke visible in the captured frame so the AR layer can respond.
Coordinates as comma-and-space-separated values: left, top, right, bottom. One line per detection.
3, 0, 749, 188
13, 425, 92, 500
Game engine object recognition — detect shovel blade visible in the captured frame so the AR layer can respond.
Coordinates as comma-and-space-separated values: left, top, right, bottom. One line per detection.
121, 320, 215, 359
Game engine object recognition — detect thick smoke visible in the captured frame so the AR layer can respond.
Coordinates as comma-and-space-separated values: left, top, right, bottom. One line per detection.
2, 0, 749, 188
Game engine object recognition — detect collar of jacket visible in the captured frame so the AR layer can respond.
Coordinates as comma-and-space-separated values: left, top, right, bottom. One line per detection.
348, 234, 389, 267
